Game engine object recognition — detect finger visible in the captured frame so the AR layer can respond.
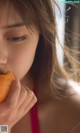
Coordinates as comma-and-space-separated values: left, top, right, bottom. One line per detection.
18, 88, 37, 111
9, 88, 37, 125
24, 92, 37, 113
5, 79, 21, 110
17, 85, 28, 108
15, 95, 37, 124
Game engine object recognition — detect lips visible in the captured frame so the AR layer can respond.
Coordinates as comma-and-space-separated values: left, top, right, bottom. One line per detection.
0, 69, 5, 74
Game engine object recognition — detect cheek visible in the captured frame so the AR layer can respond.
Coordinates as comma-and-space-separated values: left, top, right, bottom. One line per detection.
12, 45, 37, 65
8, 45, 37, 79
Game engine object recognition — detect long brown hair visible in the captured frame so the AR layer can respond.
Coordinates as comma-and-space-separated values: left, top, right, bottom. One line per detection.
0, 0, 79, 100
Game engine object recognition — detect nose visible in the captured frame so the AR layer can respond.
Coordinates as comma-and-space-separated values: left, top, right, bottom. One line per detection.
0, 55, 7, 65
0, 46, 7, 66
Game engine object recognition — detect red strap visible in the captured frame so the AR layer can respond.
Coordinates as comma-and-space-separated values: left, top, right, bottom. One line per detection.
30, 82, 40, 133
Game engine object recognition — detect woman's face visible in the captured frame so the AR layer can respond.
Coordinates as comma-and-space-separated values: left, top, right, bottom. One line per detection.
0, 6, 39, 80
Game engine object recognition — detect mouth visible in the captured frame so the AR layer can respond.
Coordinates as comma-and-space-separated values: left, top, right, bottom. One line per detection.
0, 69, 5, 74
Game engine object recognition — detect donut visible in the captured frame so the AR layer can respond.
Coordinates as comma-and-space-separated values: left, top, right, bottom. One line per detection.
0, 71, 15, 102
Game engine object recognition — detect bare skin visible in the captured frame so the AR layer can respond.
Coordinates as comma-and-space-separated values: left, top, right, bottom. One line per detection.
0, 4, 80, 133
11, 79, 80, 133
0, 4, 38, 132
0, 79, 37, 133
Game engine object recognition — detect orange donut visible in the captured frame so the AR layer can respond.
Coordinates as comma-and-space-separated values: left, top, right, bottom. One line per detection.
0, 71, 15, 102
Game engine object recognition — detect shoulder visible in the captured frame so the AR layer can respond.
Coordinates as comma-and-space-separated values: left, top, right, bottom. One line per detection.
40, 80, 80, 133
67, 80, 80, 105
58, 78, 80, 104
61, 80, 80, 132
60, 79, 80, 114
52, 79, 80, 132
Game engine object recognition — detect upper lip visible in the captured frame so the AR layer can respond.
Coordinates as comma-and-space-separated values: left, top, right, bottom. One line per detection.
0, 69, 5, 74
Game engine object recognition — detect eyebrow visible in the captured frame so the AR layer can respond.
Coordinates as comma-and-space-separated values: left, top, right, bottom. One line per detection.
2, 22, 25, 29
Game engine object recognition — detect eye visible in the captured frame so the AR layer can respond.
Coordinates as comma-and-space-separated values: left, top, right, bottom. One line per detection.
6, 35, 27, 42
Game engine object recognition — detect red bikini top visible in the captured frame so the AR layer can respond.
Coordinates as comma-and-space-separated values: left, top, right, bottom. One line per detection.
30, 81, 40, 133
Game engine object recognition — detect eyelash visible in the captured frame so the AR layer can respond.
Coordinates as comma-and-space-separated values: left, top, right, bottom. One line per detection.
6, 35, 27, 42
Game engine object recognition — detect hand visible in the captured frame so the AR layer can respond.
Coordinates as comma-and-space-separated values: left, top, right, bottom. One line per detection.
0, 79, 37, 131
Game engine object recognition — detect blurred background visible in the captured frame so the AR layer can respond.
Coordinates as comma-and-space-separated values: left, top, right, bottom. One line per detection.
54, 1, 80, 67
